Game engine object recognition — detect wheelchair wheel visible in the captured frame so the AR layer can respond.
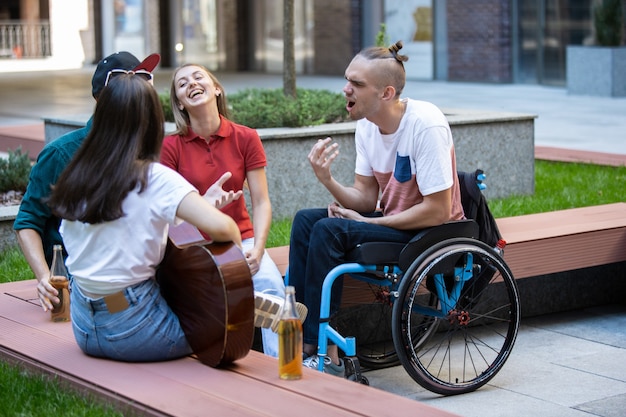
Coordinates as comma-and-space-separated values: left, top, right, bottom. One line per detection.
331, 276, 441, 370
330, 278, 400, 369
392, 238, 520, 395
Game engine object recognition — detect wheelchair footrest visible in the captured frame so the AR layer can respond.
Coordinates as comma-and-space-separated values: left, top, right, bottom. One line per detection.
344, 356, 369, 385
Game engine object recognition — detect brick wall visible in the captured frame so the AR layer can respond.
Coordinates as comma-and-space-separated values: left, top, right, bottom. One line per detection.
447, 0, 512, 83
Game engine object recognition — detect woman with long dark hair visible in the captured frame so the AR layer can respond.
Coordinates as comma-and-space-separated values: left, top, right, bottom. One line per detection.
48, 73, 241, 362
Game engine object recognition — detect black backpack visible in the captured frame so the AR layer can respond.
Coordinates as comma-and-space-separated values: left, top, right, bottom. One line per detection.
457, 170, 503, 249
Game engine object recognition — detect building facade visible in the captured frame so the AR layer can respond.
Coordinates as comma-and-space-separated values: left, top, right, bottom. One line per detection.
1, 0, 621, 86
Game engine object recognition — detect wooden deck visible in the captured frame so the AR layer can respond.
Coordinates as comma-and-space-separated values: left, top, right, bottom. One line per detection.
496, 202, 626, 279
0, 279, 459, 417
534, 146, 626, 167
268, 202, 626, 281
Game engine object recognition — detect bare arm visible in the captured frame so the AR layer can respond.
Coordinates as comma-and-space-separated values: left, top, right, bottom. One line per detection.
245, 167, 272, 274
329, 188, 452, 231
16, 229, 60, 312
16, 229, 48, 282
309, 138, 379, 212
176, 192, 242, 247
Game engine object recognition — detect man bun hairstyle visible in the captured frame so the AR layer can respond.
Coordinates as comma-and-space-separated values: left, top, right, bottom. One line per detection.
388, 40, 409, 63
358, 40, 408, 96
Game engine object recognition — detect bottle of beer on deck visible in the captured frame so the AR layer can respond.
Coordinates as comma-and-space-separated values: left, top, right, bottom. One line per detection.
49, 244, 70, 322
278, 286, 302, 380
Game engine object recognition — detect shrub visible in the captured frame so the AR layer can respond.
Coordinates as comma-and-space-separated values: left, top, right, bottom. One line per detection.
159, 87, 349, 128
228, 88, 349, 128
376, 23, 390, 47
0, 147, 31, 193
159, 89, 174, 123
594, 0, 625, 46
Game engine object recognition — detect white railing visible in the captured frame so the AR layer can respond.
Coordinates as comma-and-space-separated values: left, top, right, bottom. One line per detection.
0, 20, 51, 58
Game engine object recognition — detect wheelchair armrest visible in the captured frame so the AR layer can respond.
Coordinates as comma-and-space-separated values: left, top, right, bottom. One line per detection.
398, 219, 479, 271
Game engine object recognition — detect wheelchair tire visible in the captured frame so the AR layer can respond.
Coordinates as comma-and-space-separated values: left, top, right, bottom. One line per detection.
331, 281, 400, 369
392, 238, 520, 396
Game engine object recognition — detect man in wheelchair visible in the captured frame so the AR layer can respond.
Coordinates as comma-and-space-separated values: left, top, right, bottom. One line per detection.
289, 40, 465, 377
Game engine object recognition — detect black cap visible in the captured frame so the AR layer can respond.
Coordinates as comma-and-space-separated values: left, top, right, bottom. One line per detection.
91, 52, 160, 98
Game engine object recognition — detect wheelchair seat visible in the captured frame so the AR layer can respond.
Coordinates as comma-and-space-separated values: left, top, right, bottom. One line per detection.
345, 219, 479, 268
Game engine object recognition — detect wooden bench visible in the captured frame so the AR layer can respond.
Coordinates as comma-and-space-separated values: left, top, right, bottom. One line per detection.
267, 202, 626, 290
0, 279, 459, 417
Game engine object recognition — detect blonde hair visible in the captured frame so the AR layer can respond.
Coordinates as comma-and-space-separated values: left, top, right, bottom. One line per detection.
169, 64, 230, 136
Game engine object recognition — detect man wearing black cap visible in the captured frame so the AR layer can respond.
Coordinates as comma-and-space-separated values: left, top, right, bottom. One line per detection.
14, 51, 160, 311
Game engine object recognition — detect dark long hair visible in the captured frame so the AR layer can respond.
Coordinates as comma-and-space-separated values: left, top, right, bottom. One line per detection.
48, 74, 165, 223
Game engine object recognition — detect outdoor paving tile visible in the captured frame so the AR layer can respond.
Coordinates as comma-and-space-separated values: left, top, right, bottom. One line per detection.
511, 323, 620, 363
492, 350, 626, 408
408, 385, 595, 417
363, 364, 429, 397
575, 393, 626, 417
523, 305, 626, 348
553, 349, 626, 383
362, 313, 626, 416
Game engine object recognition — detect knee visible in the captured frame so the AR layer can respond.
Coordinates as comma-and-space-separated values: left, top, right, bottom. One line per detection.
292, 208, 328, 239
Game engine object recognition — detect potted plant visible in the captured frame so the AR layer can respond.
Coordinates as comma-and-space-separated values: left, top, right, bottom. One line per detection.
567, 0, 626, 96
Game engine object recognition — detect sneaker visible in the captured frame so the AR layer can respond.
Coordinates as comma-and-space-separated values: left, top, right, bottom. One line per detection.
302, 355, 345, 377
253, 291, 308, 332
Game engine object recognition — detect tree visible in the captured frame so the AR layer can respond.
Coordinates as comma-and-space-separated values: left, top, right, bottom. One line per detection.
594, 0, 625, 46
283, 0, 296, 99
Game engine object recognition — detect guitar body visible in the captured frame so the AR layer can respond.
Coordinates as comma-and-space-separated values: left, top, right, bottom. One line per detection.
156, 240, 254, 367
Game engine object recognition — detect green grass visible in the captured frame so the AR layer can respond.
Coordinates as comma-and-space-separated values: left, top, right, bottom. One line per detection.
488, 160, 626, 218
0, 159, 624, 415
0, 361, 124, 417
268, 160, 626, 247
0, 244, 33, 282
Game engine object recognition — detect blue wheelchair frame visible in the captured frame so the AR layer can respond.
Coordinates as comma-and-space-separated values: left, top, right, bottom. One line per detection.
282, 170, 517, 386
285, 220, 480, 375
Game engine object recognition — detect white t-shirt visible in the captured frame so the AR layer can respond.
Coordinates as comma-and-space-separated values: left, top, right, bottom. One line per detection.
355, 98, 463, 219
60, 163, 197, 295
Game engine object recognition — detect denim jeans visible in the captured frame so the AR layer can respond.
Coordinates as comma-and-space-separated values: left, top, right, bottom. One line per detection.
288, 208, 417, 345
70, 278, 192, 362
243, 237, 286, 358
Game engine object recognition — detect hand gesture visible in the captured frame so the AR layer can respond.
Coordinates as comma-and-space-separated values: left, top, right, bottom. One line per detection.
308, 137, 339, 185
203, 172, 243, 209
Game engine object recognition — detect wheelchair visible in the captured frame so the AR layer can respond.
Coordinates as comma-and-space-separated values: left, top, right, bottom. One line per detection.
286, 171, 521, 396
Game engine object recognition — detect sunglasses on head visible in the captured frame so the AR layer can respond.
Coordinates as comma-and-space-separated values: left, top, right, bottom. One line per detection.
104, 69, 154, 86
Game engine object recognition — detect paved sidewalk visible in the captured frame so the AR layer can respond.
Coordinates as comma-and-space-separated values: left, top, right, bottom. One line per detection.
364, 304, 626, 417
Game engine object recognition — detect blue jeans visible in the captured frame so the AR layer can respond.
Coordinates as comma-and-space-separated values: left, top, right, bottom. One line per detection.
70, 278, 192, 361
289, 208, 417, 346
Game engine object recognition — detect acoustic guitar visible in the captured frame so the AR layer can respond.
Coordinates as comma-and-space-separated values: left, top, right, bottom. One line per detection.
156, 222, 254, 367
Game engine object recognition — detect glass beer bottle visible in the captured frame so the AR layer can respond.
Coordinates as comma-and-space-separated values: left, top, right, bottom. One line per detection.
49, 244, 70, 322
278, 286, 302, 380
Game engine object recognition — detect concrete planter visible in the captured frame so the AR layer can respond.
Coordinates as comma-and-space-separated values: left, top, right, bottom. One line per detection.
42, 110, 536, 220
566, 45, 626, 97
259, 110, 536, 219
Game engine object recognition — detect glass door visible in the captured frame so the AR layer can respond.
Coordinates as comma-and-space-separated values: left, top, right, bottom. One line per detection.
516, 0, 592, 85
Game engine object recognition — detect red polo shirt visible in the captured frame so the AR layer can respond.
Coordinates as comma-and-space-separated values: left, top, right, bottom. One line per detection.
161, 116, 267, 240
